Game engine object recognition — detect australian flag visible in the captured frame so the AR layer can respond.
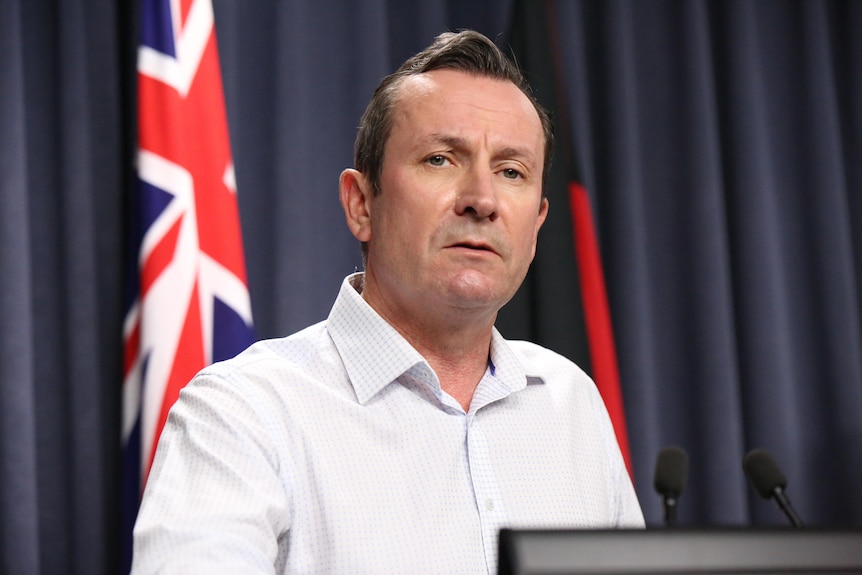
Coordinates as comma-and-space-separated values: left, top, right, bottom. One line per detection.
121, 0, 254, 570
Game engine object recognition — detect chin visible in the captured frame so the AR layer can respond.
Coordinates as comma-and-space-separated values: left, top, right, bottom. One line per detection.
443, 275, 510, 310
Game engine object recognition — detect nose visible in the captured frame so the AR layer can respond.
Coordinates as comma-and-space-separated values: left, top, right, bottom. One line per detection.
454, 167, 498, 221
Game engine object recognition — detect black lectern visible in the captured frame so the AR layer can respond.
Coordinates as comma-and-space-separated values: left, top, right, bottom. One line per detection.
499, 528, 862, 574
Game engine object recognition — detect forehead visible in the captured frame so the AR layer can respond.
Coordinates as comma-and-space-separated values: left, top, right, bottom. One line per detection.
389, 69, 544, 156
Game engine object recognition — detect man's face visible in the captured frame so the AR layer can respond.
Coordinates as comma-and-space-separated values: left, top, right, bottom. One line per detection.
361, 69, 548, 322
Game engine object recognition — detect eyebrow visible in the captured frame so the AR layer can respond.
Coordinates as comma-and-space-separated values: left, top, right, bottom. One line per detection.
422, 134, 467, 150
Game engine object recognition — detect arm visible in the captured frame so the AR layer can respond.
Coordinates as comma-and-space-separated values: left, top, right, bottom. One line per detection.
131, 372, 290, 574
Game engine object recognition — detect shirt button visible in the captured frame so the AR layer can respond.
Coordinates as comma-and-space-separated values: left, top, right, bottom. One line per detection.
485, 498, 495, 511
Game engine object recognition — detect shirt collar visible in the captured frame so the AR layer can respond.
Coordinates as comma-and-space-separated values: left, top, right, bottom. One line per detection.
488, 326, 531, 393
326, 273, 540, 405
327, 273, 428, 404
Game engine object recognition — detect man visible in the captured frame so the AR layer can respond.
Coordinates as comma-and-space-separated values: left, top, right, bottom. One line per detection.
132, 30, 643, 575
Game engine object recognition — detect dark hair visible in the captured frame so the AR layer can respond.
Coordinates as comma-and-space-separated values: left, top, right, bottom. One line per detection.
354, 30, 554, 195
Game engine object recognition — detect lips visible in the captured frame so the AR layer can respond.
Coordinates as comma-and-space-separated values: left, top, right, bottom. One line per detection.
439, 225, 507, 258
448, 239, 498, 255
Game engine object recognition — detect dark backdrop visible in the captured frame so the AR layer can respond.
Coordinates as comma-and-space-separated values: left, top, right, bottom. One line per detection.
2, 1, 860, 573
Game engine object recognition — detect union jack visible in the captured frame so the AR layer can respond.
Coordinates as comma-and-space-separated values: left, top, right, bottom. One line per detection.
121, 0, 254, 568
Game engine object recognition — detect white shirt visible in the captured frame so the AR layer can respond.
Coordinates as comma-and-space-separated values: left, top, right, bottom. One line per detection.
132, 273, 643, 575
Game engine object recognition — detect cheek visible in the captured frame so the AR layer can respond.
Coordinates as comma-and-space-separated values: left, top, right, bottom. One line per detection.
380, 190, 444, 242
374, 201, 428, 258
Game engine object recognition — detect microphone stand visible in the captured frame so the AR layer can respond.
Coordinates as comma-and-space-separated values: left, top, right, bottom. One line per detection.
663, 494, 679, 527
772, 487, 804, 528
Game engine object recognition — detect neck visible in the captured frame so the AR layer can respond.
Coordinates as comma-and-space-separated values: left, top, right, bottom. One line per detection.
403, 322, 493, 412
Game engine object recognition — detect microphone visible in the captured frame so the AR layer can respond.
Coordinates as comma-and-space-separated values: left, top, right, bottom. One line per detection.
653, 446, 689, 527
742, 448, 804, 528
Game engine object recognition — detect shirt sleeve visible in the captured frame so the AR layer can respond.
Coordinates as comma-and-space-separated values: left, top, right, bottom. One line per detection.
595, 387, 645, 528
615, 463, 646, 528
131, 371, 290, 575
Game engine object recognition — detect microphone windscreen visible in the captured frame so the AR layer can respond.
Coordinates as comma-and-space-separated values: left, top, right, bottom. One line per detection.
653, 446, 689, 498
743, 448, 788, 499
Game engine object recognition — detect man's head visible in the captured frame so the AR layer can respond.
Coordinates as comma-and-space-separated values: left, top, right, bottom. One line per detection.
339, 30, 550, 330
354, 30, 554, 196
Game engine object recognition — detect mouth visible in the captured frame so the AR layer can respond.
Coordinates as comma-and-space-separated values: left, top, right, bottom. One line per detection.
448, 240, 498, 256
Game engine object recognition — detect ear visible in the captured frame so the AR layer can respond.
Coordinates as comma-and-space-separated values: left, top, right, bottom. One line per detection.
530, 198, 550, 257
535, 197, 549, 235
339, 168, 374, 242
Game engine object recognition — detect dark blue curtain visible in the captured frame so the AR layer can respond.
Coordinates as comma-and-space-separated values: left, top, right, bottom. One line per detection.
548, 1, 862, 526
1, 1, 860, 573
1, 0, 126, 573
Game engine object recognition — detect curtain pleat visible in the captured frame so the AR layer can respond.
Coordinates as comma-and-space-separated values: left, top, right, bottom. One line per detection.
0, 0, 41, 572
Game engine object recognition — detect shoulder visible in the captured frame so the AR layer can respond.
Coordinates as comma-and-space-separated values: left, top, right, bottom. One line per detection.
178, 319, 351, 418
200, 320, 334, 383
501, 338, 610, 419
506, 340, 592, 385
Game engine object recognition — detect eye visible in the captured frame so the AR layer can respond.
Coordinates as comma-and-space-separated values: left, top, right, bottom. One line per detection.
426, 155, 449, 167
501, 168, 522, 180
